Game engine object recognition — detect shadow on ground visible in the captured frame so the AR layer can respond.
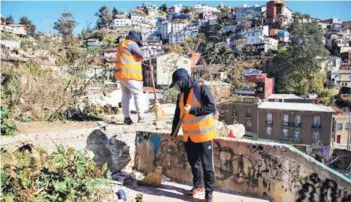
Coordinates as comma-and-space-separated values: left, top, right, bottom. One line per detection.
125, 180, 203, 201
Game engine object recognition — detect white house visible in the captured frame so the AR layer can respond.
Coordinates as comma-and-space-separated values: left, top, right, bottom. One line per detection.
169, 32, 188, 44
158, 21, 187, 40
141, 40, 164, 60
138, 3, 158, 16
0, 40, 20, 49
241, 25, 269, 45
236, 5, 266, 21
169, 4, 183, 14
3, 24, 26, 36
155, 53, 191, 86
263, 37, 278, 51
131, 15, 146, 26
110, 18, 132, 28
282, 7, 293, 27
194, 4, 219, 13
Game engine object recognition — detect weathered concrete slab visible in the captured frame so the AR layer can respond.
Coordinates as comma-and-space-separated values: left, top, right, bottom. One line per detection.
134, 131, 351, 202
86, 129, 131, 173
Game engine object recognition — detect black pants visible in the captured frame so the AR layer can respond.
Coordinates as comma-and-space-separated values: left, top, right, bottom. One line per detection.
184, 139, 215, 195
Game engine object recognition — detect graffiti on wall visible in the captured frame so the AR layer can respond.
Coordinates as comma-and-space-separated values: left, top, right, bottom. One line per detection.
212, 142, 290, 192
135, 132, 351, 202
296, 173, 351, 202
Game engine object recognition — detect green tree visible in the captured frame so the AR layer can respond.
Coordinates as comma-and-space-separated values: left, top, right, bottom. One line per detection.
268, 21, 329, 95
5, 16, 14, 25
159, 4, 167, 13
112, 7, 118, 19
19, 17, 36, 36
53, 13, 77, 46
95, 6, 112, 28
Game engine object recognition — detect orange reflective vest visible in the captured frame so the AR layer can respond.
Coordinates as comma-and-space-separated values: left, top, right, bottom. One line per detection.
179, 83, 217, 143
115, 39, 143, 81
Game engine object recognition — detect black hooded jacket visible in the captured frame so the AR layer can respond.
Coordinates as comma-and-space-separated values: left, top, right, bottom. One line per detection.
171, 76, 217, 136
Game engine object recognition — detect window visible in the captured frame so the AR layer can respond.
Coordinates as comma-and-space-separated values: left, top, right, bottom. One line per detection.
312, 131, 320, 142
346, 123, 351, 130
247, 108, 252, 116
266, 126, 272, 136
313, 116, 321, 128
336, 135, 341, 143
294, 115, 301, 126
282, 128, 288, 138
336, 122, 343, 131
283, 114, 289, 126
246, 119, 252, 128
266, 113, 272, 124
294, 129, 300, 140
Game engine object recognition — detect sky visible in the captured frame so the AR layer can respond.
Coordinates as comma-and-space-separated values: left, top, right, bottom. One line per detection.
1, 1, 351, 35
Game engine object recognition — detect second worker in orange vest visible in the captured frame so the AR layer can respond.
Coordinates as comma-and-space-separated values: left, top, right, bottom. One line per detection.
169, 68, 216, 202
115, 31, 145, 124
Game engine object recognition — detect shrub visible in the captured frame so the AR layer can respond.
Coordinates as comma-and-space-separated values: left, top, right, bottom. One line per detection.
0, 145, 112, 201
0, 106, 16, 136
162, 88, 179, 103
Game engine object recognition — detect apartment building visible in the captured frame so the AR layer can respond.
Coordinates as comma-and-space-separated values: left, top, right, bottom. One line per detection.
169, 32, 187, 44
2, 24, 26, 36
266, 0, 293, 27
332, 107, 351, 150
194, 4, 219, 13
218, 96, 259, 137
257, 102, 334, 145
110, 18, 132, 28
158, 21, 187, 40
218, 99, 334, 146
235, 5, 266, 21
241, 26, 269, 45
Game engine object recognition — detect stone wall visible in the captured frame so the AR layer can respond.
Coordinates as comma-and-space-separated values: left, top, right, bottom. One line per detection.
134, 131, 351, 202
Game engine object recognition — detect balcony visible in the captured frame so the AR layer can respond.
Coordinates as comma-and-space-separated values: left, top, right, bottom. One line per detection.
282, 122, 301, 128
266, 120, 273, 125
280, 136, 301, 144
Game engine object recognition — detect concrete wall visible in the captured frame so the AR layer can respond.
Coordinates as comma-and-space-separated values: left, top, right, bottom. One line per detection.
135, 131, 351, 202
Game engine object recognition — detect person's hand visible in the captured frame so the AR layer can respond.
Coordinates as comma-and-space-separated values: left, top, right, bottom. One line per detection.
184, 104, 191, 114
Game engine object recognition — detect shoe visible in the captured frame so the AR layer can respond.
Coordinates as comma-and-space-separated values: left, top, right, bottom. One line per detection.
138, 116, 145, 123
183, 187, 205, 197
123, 117, 133, 125
204, 193, 213, 202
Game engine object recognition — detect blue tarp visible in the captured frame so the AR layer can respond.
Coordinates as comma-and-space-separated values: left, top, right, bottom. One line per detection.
242, 68, 262, 76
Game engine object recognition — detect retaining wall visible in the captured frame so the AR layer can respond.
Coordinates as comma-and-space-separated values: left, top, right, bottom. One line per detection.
134, 131, 351, 202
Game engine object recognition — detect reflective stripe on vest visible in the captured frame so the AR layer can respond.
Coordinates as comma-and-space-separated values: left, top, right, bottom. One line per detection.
183, 124, 217, 135
115, 39, 142, 81
179, 84, 216, 143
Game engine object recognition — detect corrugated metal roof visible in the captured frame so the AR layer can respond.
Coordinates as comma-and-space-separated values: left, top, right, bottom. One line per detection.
258, 102, 334, 112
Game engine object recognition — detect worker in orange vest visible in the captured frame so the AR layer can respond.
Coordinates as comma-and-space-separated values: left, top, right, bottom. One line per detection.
169, 68, 216, 202
115, 31, 145, 124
